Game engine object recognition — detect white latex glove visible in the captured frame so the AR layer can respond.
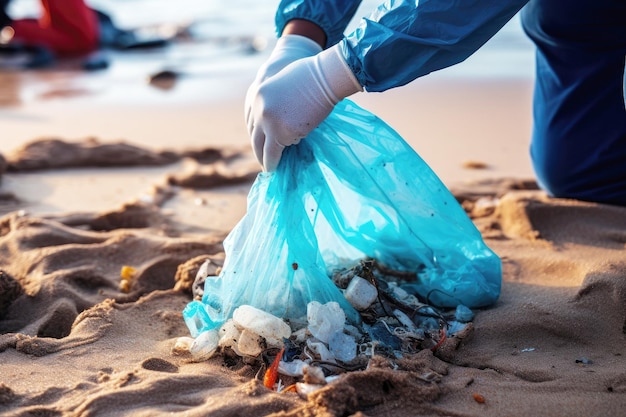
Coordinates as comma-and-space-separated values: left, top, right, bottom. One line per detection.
247, 43, 363, 171
244, 35, 322, 139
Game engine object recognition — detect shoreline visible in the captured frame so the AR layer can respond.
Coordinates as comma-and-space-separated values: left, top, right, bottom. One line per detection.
2, 64, 535, 188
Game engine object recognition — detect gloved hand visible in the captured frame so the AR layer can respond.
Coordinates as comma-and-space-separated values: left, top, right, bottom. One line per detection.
247, 43, 362, 171
244, 34, 322, 142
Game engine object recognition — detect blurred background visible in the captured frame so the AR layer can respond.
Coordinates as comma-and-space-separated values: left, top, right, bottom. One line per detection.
0, 0, 536, 184
0, 0, 535, 101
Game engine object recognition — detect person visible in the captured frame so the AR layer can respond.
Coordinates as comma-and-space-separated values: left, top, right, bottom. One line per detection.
0, 0, 99, 57
245, 0, 626, 206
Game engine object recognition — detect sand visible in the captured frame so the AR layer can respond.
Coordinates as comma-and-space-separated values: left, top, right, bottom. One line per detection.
1, 49, 625, 417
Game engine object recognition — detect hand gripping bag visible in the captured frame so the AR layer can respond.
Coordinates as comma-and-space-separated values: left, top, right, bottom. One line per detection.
183, 99, 501, 337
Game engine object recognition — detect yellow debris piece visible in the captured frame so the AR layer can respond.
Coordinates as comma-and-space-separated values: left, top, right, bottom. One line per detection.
120, 265, 137, 281
119, 266, 137, 293
119, 279, 131, 293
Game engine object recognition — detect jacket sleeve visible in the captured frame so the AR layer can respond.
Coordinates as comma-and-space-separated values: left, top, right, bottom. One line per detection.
341, 0, 529, 92
275, 0, 363, 48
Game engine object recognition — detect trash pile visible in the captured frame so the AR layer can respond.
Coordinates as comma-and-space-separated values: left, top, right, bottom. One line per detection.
175, 258, 475, 396
175, 99, 497, 397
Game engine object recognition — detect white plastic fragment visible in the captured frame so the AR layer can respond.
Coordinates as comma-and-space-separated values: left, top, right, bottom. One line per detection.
237, 329, 264, 357
195, 259, 212, 282
393, 309, 418, 333
218, 319, 241, 349
344, 276, 378, 311
388, 282, 421, 307
232, 305, 291, 341
307, 301, 346, 343
292, 327, 308, 343
190, 329, 220, 361
390, 283, 409, 300
328, 331, 357, 363
296, 382, 325, 399
278, 359, 310, 377
264, 334, 284, 349
344, 324, 363, 340
307, 339, 336, 362
303, 365, 326, 385
172, 336, 194, 355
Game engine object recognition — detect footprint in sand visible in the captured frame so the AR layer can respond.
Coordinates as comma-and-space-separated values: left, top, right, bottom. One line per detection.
141, 357, 179, 373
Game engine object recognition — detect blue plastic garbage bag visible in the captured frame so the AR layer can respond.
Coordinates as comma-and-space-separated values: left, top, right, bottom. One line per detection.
183, 99, 501, 337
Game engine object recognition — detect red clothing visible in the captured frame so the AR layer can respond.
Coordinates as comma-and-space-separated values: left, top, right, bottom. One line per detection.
11, 0, 99, 56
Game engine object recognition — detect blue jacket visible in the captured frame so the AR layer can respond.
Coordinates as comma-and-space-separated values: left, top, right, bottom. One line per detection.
276, 0, 528, 92
275, 0, 626, 206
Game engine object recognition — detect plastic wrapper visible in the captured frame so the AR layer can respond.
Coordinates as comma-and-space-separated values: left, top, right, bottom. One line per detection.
183, 99, 501, 337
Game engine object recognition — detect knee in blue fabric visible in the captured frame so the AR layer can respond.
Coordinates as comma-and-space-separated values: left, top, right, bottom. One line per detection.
522, 0, 626, 205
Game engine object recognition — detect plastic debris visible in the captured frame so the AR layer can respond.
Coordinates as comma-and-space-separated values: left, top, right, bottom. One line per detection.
119, 265, 136, 293
454, 304, 475, 323
119, 279, 131, 293
278, 359, 309, 377
176, 257, 475, 392
328, 331, 357, 363
307, 301, 346, 344
295, 382, 325, 399
120, 265, 137, 280
217, 320, 241, 350
183, 300, 216, 338
189, 329, 219, 361
344, 276, 378, 311
237, 330, 264, 357
264, 348, 285, 389
171, 336, 194, 356
179, 98, 495, 387
303, 365, 326, 385
233, 305, 291, 345
182, 100, 502, 340
473, 393, 486, 404
306, 338, 336, 362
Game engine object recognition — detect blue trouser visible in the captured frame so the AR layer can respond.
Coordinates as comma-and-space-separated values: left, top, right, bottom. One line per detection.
521, 0, 626, 205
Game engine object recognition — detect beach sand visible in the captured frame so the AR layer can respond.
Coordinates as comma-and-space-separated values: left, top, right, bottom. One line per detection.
1, 50, 626, 417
